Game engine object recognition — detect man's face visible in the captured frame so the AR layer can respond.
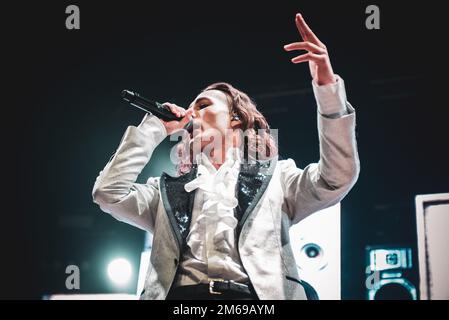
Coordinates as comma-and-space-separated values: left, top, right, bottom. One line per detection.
186, 89, 232, 150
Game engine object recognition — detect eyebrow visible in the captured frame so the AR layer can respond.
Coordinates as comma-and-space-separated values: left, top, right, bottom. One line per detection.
190, 96, 211, 108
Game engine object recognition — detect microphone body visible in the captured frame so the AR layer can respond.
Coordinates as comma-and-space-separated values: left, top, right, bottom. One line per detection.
121, 89, 183, 122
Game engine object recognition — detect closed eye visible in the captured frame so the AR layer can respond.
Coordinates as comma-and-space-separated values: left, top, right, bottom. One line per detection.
193, 97, 212, 111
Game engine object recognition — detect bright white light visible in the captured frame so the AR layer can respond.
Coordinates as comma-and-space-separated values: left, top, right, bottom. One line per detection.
107, 258, 132, 286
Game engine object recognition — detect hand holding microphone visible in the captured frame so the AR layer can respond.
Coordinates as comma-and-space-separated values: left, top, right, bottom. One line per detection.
122, 89, 193, 135
159, 102, 194, 135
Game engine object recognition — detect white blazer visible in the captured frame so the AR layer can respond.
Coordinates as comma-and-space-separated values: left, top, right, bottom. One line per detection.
92, 78, 360, 299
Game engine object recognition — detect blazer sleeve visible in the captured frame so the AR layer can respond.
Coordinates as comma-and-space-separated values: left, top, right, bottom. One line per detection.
280, 76, 360, 224
92, 114, 167, 232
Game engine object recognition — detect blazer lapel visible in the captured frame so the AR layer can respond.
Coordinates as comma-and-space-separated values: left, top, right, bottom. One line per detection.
159, 156, 277, 250
235, 157, 278, 236
159, 165, 198, 251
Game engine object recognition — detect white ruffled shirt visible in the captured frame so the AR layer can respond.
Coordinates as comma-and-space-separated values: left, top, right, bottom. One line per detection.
175, 148, 250, 286
173, 75, 349, 287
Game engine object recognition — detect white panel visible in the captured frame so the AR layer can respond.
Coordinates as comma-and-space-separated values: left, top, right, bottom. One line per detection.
426, 204, 449, 299
289, 203, 341, 300
136, 232, 153, 295
136, 250, 151, 296
416, 193, 449, 300
45, 294, 138, 300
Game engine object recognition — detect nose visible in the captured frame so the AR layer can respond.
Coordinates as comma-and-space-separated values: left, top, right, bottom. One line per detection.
189, 106, 200, 119
185, 106, 203, 122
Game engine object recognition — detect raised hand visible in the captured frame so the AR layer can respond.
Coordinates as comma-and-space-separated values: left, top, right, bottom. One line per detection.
284, 13, 336, 86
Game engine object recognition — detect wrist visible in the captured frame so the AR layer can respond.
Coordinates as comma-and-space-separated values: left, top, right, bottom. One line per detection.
137, 113, 168, 141
312, 74, 348, 116
315, 74, 337, 86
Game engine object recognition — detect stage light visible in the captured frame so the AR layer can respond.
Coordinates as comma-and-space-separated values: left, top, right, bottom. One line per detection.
107, 258, 132, 286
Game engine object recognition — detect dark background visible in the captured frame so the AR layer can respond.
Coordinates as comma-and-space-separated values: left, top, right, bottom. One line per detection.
2, 0, 448, 299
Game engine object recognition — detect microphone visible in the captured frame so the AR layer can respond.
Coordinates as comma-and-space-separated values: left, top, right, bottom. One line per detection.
121, 89, 183, 121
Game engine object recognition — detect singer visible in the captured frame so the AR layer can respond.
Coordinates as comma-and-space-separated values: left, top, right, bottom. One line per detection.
92, 13, 360, 300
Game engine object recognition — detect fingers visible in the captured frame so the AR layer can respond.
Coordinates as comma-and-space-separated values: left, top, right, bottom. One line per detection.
160, 104, 193, 135
295, 13, 325, 47
162, 102, 186, 118
180, 108, 194, 125
284, 41, 326, 54
295, 13, 308, 41
284, 41, 328, 64
291, 52, 326, 64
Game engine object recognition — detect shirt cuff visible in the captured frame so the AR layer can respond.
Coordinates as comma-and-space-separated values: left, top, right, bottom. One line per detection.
312, 74, 350, 117
137, 113, 168, 142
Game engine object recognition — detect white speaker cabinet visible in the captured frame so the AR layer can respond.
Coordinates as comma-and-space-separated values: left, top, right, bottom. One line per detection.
415, 193, 449, 300
289, 203, 341, 300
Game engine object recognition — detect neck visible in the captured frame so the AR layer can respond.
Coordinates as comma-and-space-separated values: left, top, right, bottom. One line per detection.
207, 136, 238, 169
209, 146, 227, 169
